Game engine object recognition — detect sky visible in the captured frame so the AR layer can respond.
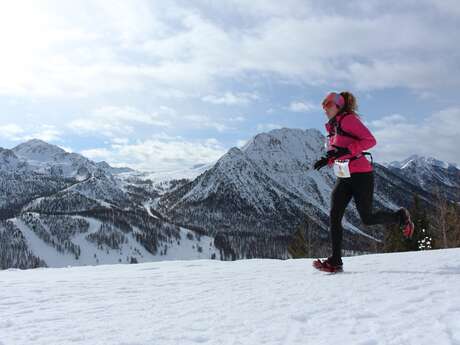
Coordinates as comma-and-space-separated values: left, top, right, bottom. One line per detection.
0, 0, 459, 171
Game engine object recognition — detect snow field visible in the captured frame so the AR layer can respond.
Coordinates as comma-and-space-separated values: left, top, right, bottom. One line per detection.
1, 248, 459, 345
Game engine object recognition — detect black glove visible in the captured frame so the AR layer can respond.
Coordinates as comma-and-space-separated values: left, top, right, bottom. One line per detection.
313, 157, 329, 170
329, 145, 351, 159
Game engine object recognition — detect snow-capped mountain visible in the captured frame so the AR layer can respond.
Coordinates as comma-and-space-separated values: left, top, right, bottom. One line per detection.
387, 155, 460, 202
12, 139, 103, 180
388, 155, 457, 170
1, 139, 219, 269
156, 128, 432, 259
1, 132, 455, 269
0, 147, 71, 219
157, 129, 331, 232
12, 139, 135, 180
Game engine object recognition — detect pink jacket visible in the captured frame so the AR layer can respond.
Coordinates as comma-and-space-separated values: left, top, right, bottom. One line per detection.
325, 112, 376, 174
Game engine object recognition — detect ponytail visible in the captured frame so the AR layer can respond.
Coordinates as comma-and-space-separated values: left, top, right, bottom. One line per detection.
340, 91, 358, 113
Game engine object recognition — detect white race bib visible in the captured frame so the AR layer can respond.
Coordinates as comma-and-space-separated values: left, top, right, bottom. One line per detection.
333, 160, 351, 178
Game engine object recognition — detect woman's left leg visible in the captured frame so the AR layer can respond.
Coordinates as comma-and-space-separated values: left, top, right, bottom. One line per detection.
351, 172, 402, 226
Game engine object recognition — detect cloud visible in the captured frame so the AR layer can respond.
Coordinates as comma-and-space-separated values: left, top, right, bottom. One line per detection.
368, 114, 406, 128
0, 124, 25, 140
0, 123, 61, 143
288, 101, 316, 112
202, 92, 259, 105
58, 145, 73, 153
80, 136, 227, 171
236, 139, 248, 147
68, 118, 134, 138
110, 137, 130, 145
80, 147, 113, 160
68, 106, 171, 138
23, 125, 62, 142
68, 104, 237, 137
93, 106, 171, 127
0, 1, 458, 100
347, 59, 458, 92
228, 116, 246, 123
181, 114, 230, 132
257, 123, 283, 132
369, 108, 460, 165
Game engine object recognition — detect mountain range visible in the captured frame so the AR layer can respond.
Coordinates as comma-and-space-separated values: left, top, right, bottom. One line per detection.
1, 130, 458, 269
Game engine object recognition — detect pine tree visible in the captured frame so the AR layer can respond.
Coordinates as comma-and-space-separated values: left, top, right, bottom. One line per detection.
287, 221, 316, 258
432, 189, 460, 248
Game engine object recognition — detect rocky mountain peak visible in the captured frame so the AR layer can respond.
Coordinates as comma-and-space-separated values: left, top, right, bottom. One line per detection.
12, 139, 67, 160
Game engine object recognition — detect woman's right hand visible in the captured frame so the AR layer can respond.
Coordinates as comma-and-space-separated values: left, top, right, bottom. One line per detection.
313, 157, 329, 170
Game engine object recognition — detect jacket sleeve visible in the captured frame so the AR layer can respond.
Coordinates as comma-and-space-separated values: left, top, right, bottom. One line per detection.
341, 115, 376, 155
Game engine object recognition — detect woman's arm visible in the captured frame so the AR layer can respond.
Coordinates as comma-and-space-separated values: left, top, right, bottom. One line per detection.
341, 115, 377, 155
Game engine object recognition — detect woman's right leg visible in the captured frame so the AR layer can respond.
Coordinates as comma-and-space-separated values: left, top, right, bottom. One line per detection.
330, 178, 353, 265
351, 172, 402, 226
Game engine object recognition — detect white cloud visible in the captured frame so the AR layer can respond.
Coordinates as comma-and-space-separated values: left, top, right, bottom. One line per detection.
68, 106, 171, 138
81, 136, 227, 171
110, 137, 130, 145
369, 108, 460, 165
68, 118, 134, 138
202, 92, 259, 105
369, 114, 406, 128
182, 114, 230, 132
236, 139, 248, 147
0, 1, 458, 100
257, 123, 283, 132
347, 59, 458, 92
24, 125, 62, 142
0, 123, 61, 143
58, 145, 73, 153
93, 106, 171, 127
68, 104, 235, 137
0, 124, 25, 140
288, 101, 316, 112
80, 148, 114, 161
228, 116, 246, 123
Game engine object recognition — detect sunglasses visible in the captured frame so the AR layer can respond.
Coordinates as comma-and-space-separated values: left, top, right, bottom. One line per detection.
322, 101, 336, 110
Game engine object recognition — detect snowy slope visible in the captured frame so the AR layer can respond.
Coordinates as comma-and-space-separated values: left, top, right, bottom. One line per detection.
1, 248, 459, 345
5, 215, 220, 268
131, 163, 213, 184
115, 163, 213, 200
0, 148, 30, 172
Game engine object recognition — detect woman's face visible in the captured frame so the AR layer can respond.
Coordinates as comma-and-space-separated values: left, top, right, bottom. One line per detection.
323, 101, 340, 119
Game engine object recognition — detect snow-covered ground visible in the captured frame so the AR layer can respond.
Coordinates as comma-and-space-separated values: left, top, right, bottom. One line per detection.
1, 248, 460, 345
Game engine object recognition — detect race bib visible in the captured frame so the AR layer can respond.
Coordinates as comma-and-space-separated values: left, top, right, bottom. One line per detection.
333, 160, 351, 178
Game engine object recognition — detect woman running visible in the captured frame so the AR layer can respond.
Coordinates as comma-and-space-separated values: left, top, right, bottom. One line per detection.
312, 91, 415, 273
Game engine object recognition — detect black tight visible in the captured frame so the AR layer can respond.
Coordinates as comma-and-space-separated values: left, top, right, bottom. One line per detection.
330, 172, 401, 264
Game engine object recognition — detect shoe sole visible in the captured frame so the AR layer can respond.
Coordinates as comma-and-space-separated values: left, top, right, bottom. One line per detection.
312, 259, 343, 273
